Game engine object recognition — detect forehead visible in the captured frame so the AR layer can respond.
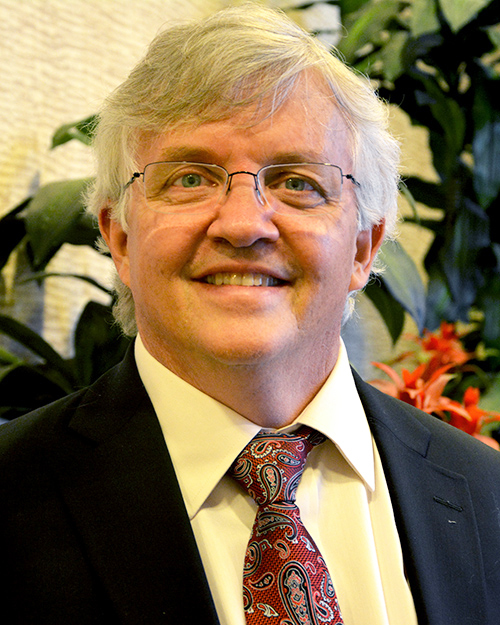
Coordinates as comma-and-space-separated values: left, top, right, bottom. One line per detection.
135, 82, 353, 168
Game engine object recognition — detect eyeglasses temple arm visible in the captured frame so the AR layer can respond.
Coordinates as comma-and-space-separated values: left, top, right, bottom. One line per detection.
124, 172, 142, 190
344, 173, 361, 188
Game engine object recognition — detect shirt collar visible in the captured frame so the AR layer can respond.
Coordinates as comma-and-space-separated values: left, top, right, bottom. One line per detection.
135, 335, 374, 519
294, 340, 375, 491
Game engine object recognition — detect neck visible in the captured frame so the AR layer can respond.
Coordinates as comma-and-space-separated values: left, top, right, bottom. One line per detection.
140, 335, 340, 428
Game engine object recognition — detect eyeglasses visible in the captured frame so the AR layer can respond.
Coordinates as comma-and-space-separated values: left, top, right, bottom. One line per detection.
124, 161, 360, 215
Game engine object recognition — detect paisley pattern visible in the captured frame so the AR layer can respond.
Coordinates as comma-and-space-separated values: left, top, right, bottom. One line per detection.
229, 426, 343, 624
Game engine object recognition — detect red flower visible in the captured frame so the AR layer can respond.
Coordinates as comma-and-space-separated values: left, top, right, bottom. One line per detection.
421, 322, 472, 366
447, 387, 500, 449
371, 361, 458, 415
370, 363, 500, 450
370, 321, 500, 449
419, 322, 474, 379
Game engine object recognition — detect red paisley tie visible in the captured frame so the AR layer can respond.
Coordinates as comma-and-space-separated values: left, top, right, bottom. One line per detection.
229, 426, 343, 624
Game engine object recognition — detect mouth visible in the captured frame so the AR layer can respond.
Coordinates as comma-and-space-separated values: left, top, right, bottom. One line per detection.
203, 272, 285, 287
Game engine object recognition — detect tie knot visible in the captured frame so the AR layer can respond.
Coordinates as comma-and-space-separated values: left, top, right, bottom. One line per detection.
229, 426, 325, 506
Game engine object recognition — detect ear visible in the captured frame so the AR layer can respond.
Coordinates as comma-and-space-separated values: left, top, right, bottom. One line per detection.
98, 206, 131, 287
349, 220, 385, 292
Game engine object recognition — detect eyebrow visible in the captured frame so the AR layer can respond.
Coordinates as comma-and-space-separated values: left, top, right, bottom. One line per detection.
155, 147, 220, 163
266, 152, 330, 165
153, 147, 330, 166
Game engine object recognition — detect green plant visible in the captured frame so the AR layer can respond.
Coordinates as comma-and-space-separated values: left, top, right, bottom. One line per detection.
0, 117, 131, 420
335, 0, 500, 402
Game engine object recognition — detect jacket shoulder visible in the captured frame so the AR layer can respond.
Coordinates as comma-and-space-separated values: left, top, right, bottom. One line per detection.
0, 348, 144, 464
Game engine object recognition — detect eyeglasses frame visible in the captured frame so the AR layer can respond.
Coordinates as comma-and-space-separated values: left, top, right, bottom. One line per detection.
123, 161, 361, 210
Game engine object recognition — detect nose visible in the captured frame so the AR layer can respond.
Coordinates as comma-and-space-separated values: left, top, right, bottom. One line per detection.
206, 177, 280, 247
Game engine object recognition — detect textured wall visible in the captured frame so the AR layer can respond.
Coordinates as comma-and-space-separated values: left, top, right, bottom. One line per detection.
0, 0, 235, 355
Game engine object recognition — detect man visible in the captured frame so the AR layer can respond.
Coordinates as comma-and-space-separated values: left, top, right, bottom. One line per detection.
1, 4, 499, 624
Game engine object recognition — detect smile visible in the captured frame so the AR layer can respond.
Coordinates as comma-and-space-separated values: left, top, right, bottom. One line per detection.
204, 273, 282, 287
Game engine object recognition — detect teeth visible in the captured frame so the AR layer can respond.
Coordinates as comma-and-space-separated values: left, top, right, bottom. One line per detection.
205, 273, 280, 286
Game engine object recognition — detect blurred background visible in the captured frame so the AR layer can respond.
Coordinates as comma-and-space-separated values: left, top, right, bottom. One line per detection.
1, 0, 499, 437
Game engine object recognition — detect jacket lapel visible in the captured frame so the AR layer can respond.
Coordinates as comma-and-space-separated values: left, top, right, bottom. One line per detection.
354, 372, 487, 625
49, 351, 220, 624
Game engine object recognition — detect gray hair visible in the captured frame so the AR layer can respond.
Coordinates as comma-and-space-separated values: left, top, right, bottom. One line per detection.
86, 2, 400, 336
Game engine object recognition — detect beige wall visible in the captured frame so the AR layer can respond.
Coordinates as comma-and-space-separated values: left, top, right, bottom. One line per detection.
0, 0, 230, 355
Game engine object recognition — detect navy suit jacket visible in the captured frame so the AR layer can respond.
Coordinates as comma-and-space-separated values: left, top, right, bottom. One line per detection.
1, 348, 500, 624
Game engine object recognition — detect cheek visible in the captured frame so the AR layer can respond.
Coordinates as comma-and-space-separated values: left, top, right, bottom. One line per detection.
287, 213, 358, 289
128, 212, 207, 279
123, 230, 180, 318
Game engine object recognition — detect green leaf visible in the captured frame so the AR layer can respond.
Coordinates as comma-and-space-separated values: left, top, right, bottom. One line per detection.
0, 314, 75, 389
338, 0, 370, 15
410, 0, 440, 37
364, 280, 406, 343
442, 199, 490, 306
0, 347, 21, 366
439, 0, 493, 33
0, 198, 29, 270
401, 32, 444, 69
379, 31, 409, 82
472, 116, 500, 208
487, 23, 500, 49
403, 177, 446, 210
472, 78, 500, 208
63, 210, 100, 247
22, 272, 112, 296
480, 372, 500, 411
479, 277, 500, 345
399, 182, 420, 222
338, 0, 403, 63
23, 178, 93, 270
424, 268, 455, 329
51, 115, 97, 148
403, 217, 444, 234
402, 70, 465, 180
415, 76, 466, 173
377, 239, 427, 332
73, 301, 130, 387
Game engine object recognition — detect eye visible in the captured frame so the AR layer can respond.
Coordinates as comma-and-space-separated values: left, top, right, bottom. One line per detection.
266, 169, 324, 196
144, 163, 226, 206
172, 171, 212, 188
264, 166, 328, 209
282, 176, 315, 192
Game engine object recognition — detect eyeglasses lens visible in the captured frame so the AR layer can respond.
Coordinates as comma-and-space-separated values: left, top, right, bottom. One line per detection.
141, 162, 344, 214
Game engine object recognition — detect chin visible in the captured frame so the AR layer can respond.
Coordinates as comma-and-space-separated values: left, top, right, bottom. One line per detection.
202, 335, 293, 367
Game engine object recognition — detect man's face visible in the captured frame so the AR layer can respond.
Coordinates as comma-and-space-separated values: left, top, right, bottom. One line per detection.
100, 81, 384, 383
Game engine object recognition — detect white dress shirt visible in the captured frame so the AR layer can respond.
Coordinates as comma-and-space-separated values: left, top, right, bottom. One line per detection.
135, 336, 418, 625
